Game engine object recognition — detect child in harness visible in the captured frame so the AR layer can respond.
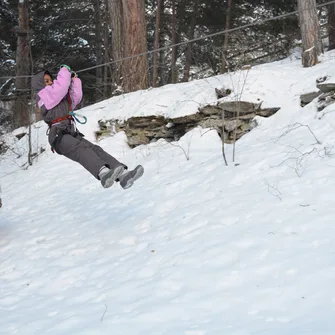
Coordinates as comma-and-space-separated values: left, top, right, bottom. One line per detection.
31, 65, 144, 189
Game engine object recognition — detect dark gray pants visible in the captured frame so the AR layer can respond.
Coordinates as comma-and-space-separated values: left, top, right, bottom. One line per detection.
55, 133, 124, 179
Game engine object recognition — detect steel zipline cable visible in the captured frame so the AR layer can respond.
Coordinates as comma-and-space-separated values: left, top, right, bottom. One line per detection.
0, 0, 334, 80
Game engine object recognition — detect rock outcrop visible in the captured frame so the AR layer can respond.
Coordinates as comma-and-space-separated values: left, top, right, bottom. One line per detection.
96, 100, 280, 148
300, 91, 322, 107
300, 75, 335, 111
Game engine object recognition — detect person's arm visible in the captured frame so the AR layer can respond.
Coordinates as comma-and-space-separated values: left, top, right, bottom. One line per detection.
36, 95, 48, 117
37, 67, 71, 110
68, 76, 83, 110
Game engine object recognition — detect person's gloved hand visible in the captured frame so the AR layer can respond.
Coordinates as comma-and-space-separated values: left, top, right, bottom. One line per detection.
60, 64, 71, 72
71, 71, 77, 79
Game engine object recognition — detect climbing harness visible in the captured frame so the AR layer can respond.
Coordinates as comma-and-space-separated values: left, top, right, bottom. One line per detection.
47, 74, 87, 152
49, 114, 74, 126
67, 91, 87, 124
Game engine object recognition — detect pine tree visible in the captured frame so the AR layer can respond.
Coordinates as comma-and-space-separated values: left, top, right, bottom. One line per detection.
122, 0, 149, 92
297, 0, 322, 67
328, 3, 335, 50
14, 0, 30, 128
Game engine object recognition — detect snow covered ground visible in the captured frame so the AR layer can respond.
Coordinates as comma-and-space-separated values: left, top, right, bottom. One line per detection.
2, 50, 335, 334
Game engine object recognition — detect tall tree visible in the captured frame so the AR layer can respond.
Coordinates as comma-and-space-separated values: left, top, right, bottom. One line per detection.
328, 3, 335, 50
103, 0, 110, 98
221, 0, 233, 74
297, 0, 322, 67
152, 0, 163, 87
170, 0, 177, 83
182, 0, 199, 82
122, 0, 149, 92
158, 1, 167, 86
14, 0, 30, 128
94, 0, 103, 101
108, 0, 124, 89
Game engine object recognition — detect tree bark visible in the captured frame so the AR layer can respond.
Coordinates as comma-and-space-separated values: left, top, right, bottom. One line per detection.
122, 0, 149, 92
108, 0, 124, 88
103, 0, 109, 98
158, 1, 166, 86
328, 3, 335, 50
181, 0, 199, 82
171, 0, 177, 83
14, 0, 30, 129
94, 0, 103, 101
221, 0, 233, 74
297, 0, 322, 67
152, 0, 162, 87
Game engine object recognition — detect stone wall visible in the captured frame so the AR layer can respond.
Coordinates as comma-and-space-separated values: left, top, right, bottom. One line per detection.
96, 99, 280, 148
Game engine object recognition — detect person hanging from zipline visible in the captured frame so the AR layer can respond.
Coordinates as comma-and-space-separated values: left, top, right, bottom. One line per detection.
31, 64, 144, 189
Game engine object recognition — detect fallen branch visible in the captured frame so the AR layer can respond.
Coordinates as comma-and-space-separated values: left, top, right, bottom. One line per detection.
264, 179, 282, 201
274, 122, 321, 145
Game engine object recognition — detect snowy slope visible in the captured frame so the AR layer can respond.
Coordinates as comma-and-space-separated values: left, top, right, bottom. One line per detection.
2, 50, 335, 335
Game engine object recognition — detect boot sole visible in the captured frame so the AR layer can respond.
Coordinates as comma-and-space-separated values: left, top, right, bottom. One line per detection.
101, 165, 125, 188
122, 165, 144, 189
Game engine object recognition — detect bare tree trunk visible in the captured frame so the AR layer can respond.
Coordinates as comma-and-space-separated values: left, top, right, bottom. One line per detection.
103, 0, 111, 98
28, 37, 34, 166
158, 1, 166, 86
171, 0, 177, 83
14, 0, 30, 129
94, 0, 103, 101
328, 4, 335, 50
122, 0, 149, 92
108, 0, 124, 88
152, 0, 163, 87
297, 0, 322, 67
221, 0, 233, 74
181, 0, 199, 82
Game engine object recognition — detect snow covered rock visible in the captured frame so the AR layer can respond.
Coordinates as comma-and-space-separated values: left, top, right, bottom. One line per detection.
96, 101, 280, 147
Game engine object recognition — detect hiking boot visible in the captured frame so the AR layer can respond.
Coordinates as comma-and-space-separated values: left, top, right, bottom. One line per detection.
118, 165, 144, 189
99, 165, 125, 188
